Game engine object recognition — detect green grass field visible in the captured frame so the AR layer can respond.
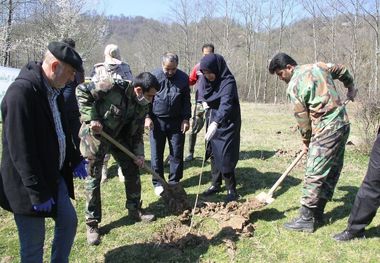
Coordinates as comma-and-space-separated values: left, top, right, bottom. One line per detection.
0, 103, 379, 262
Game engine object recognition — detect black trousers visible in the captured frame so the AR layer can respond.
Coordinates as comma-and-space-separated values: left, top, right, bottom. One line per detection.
209, 157, 236, 190
347, 133, 380, 233
150, 117, 185, 186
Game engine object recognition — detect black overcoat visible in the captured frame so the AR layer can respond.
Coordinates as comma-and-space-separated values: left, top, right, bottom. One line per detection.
0, 61, 82, 217
200, 54, 241, 174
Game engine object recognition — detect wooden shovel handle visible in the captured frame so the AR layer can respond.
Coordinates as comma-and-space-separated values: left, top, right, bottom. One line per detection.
99, 130, 169, 188
267, 151, 305, 196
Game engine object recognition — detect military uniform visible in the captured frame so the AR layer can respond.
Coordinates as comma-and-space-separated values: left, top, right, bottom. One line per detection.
76, 71, 148, 226
287, 62, 354, 208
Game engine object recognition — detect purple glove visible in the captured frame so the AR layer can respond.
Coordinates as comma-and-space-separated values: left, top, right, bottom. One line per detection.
73, 159, 88, 179
33, 198, 55, 213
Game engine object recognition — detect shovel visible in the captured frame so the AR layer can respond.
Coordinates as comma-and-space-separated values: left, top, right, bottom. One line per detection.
99, 130, 191, 213
256, 151, 305, 204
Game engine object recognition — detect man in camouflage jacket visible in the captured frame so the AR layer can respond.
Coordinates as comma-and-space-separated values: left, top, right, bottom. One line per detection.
269, 53, 357, 233
76, 71, 159, 245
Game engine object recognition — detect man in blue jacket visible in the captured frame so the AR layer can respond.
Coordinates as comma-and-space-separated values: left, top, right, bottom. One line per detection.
145, 52, 191, 196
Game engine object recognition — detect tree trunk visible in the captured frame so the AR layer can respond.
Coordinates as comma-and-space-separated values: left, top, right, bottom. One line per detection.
2, 0, 13, 66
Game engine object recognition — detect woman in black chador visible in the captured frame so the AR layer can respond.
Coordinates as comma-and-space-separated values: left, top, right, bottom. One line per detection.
200, 53, 241, 202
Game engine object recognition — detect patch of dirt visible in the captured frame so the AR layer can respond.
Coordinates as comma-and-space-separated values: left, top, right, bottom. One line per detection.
274, 148, 302, 158
152, 198, 264, 254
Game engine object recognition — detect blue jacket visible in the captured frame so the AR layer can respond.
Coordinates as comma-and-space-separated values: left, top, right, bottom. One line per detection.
151, 68, 191, 120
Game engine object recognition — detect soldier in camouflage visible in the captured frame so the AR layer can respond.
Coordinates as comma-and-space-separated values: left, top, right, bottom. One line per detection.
269, 53, 358, 233
76, 71, 159, 245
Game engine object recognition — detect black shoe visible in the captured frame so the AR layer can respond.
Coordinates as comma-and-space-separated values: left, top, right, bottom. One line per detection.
225, 189, 239, 203
129, 209, 156, 223
333, 229, 365, 241
86, 225, 100, 246
284, 206, 315, 233
202, 185, 221, 196
128, 201, 156, 223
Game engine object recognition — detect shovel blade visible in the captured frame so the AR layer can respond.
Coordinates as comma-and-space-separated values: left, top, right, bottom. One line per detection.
161, 183, 191, 214
256, 192, 274, 204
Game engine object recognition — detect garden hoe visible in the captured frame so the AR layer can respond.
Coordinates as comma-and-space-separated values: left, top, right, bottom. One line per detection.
256, 151, 305, 205
100, 130, 191, 214
256, 99, 350, 205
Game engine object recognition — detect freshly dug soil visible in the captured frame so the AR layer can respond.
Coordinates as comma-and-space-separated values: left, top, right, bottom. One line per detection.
152, 198, 264, 254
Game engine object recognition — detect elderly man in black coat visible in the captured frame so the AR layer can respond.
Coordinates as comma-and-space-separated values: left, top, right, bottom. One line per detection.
0, 41, 87, 263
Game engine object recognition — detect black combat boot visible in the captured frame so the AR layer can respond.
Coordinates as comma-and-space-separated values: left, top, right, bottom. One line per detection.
314, 198, 328, 227
284, 206, 315, 233
86, 223, 100, 246
128, 201, 155, 223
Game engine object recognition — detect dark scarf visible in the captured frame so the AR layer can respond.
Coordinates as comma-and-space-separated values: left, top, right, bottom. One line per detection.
199, 53, 236, 101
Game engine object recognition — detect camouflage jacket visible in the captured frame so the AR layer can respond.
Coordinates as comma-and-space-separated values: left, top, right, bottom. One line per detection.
76, 80, 148, 156
287, 62, 354, 143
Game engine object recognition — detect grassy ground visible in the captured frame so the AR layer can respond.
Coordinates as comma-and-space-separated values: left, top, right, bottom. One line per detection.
0, 103, 379, 262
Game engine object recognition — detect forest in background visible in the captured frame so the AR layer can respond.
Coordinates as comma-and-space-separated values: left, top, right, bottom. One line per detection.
1, 0, 379, 147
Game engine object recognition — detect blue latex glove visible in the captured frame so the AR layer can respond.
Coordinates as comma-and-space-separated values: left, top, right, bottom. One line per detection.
33, 198, 55, 213
73, 159, 88, 179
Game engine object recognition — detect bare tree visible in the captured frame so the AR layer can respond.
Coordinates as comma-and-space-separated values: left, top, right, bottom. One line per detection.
301, 0, 320, 62
170, 0, 192, 73
1, 0, 13, 66
359, 0, 380, 97
236, 0, 256, 100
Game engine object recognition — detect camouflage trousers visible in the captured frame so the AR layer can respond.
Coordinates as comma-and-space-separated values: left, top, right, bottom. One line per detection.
301, 125, 350, 208
188, 102, 206, 154
83, 135, 142, 225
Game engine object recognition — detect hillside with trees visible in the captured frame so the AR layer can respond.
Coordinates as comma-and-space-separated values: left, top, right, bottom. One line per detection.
1, 0, 379, 146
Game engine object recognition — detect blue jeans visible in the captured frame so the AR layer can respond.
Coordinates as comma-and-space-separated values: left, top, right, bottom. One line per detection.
14, 177, 78, 263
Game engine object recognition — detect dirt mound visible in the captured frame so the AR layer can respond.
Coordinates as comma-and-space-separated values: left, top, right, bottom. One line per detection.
152, 198, 264, 254
274, 148, 302, 158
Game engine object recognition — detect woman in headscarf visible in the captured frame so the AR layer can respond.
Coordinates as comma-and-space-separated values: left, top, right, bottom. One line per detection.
199, 53, 241, 202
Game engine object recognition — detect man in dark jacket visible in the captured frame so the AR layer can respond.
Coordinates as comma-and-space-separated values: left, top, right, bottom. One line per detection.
333, 127, 380, 241
0, 41, 87, 263
61, 38, 85, 150
145, 52, 191, 196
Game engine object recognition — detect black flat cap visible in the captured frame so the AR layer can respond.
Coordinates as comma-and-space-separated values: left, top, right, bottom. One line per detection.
48, 41, 83, 72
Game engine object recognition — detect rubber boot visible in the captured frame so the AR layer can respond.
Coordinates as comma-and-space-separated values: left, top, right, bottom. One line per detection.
185, 134, 197, 161
128, 201, 155, 223
314, 198, 328, 227
284, 206, 315, 233
86, 223, 100, 245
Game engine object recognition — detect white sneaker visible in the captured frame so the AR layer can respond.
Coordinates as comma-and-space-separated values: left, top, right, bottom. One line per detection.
118, 167, 125, 182
101, 165, 108, 183
154, 185, 164, 196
